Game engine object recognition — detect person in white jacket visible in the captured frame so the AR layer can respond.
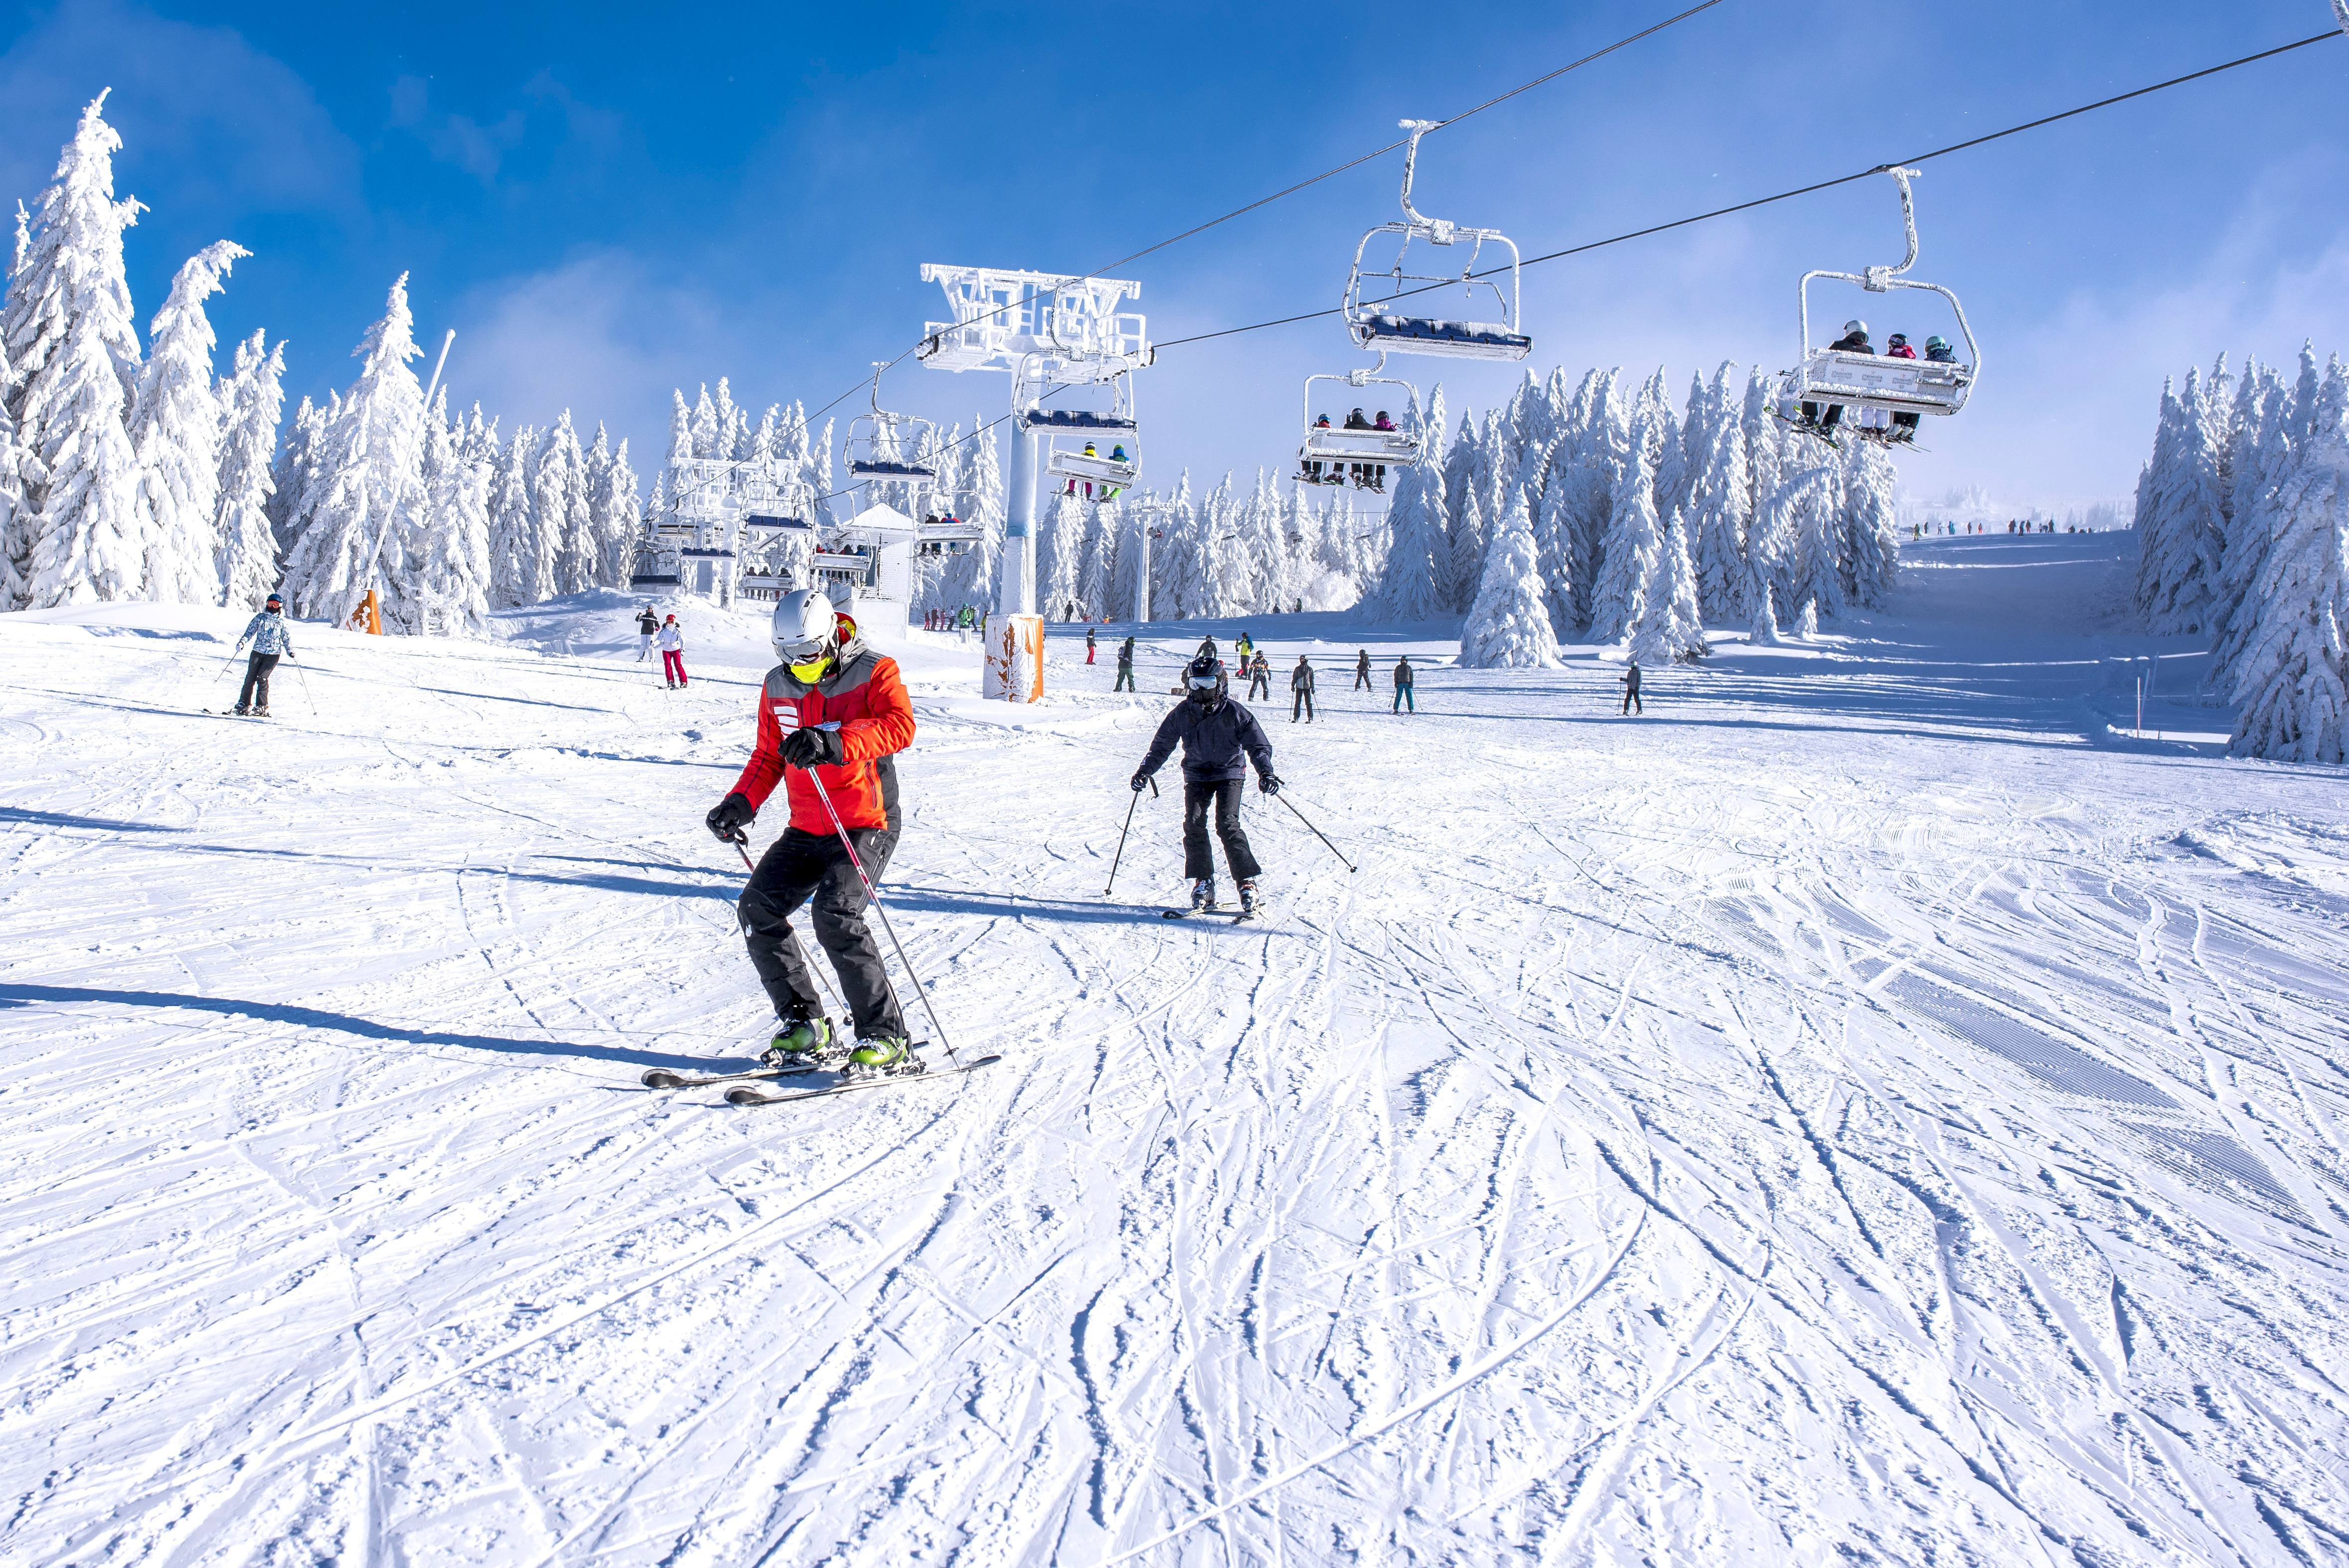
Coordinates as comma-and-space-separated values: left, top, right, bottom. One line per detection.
657, 615, 688, 688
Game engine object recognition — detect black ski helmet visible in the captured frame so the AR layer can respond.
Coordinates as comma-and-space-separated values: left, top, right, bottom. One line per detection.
1183, 653, 1227, 703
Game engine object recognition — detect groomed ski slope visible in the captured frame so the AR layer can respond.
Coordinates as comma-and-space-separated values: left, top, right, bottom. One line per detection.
4, 533, 2347, 1568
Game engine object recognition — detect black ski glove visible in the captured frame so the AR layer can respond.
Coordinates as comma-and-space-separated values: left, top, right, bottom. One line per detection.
1258, 773, 1282, 795
1130, 771, 1151, 792
705, 791, 754, 840
782, 726, 843, 770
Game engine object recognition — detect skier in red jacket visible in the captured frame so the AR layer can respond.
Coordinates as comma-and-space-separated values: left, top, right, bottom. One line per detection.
705, 590, 920, 1073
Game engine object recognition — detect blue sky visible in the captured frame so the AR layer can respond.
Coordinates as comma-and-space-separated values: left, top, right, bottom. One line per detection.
3, 0, 2345, 514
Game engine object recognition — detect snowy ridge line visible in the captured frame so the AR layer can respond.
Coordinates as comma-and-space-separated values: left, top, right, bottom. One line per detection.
98, 1096, 973, 1509
1100, 1208, 1646, 1565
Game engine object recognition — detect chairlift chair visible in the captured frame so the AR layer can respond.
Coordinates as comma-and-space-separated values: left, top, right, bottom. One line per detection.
845, 363, 940, 494
1343, 120, 1531, 363
1298, 355, 1424, 490
1031, 368, 1141, 502
1775, 166, 1979, 440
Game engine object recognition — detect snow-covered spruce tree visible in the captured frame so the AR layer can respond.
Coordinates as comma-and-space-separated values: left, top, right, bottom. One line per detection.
268, 392, 327, 558
590, 430, 639, 589
280, 275, 428, 629
1444, 420, 1493, 614
0, 342, 25, 608
661, 389, 693, 502
2128, 376, 2180, 620
1750, 581, 1783, 646
1687, 362, 1753, 620
1588, 409, 1665, 644
1458, 478, 1561, 669
1631, 368, 1684, 525
213, 330, 284, 611
486, 421, 535, 609
1375, 454, 1447, 622
1840, 438, 1901, 609
2230, 369, 2349, 762
1782, 460, 1847, 625
4, 94, 146, 609
2139, 365, 2228, 634
129, 240, 247, 605
537, 411, 592, 597
414, 391, 492, 635
2206, 356, 2300, 698
1039, 489, 1084, 617
1630, 507, 1708, 666
1794, 597, 1821, 639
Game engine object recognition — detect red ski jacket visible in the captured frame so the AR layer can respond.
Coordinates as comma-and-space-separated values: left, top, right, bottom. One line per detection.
731, 640, 916, 834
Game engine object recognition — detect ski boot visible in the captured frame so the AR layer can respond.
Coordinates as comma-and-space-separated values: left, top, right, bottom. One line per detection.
1191, 877, 1218, 914
232, 705, 249, 716
847, 1034, 921, 1079
761, 1015, 835, 1070
1237, 880, 1261, 919
253, 706, 270, 718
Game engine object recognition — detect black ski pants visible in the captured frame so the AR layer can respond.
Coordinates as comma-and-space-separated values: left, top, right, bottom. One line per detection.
237, 652, 280, 710
1183, 779, 1260, 883
1621, 686, 1642, 715
1353, 668, 1371, 690
1292, 689, 1313, 722
739, 825, 906, 1040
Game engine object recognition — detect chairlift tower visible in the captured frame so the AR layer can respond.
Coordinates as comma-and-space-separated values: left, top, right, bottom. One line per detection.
917, 264, 1151, 621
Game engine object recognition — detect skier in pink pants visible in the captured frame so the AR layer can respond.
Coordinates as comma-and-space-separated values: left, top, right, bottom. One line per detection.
657, 615, 688, 688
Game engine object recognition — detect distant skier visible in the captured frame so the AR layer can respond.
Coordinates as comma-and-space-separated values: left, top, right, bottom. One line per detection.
1115, 634, 1137, 692
1131, 654, 1279, 918
1290, 654, 1315, 723
657, 614, 688, 688
1246, 650, 1271, 700
231, 593, 296, 716
1196, 634, 1219, 662
1392, 655, 1415, 714
1354, 648, 1372, 691
1620, 659, 1643, 715
1086, 626, 1098, 664
703, 590, 920, 1073
635, 605, 659, 661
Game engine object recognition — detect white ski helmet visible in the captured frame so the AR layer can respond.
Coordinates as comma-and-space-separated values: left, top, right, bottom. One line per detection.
772, 588, 839, 666
1843, 318, 1869, 336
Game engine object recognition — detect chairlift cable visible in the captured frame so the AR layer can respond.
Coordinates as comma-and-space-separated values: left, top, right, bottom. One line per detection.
1152, 27, 2347, 353
794, 0, 1735, 427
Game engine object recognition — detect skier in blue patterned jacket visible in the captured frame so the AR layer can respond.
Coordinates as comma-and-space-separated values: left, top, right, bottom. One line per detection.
231, 595, 297, 716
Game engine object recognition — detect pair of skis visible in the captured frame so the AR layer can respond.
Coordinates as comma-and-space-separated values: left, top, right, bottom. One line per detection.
639, 1047, 1002, 1107
1161, 903, 1260, 925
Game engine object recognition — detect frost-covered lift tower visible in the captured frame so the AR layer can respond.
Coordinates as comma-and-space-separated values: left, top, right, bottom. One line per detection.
917, 264, 1151, 621
1774, 166, 1979, 442
1343, 121, 1531, 363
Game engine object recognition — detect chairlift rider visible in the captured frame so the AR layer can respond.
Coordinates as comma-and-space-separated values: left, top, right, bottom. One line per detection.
1800, 320, 1873, 434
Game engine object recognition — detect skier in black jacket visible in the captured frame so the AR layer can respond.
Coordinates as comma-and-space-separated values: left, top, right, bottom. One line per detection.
1132, 654, 1279, 916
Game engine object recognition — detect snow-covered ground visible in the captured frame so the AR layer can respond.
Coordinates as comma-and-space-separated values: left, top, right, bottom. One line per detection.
4, 533, 2347, 1567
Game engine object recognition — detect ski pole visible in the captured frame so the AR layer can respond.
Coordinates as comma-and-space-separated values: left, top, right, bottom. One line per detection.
805, 768, 961, 1065
1276, 791, 1356, 873
1102, 775, 1156, 896
290, 655, 318, 717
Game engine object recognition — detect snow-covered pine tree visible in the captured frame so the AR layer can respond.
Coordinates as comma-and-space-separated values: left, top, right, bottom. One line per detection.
1840, 439, 1901, 609
1587, 408, 1664, 644
213, 330, 284, 611
1443, 417, 1490, 613
2230, 361, 2349, 761
1686, 362, 1753, 619
488, 424, 536, 609
280, 274, 428, 629
713, 377, 745, 464
2129, 376, 2180, 621
1458, 476, 1561, 669
414, 390, 492, 635
1739, 364, 1788, 519
1749, 581, 1782, 646
591, 432, 639, 589
1039, 489, 1084, 618
4, 94, 147, 609
129, 240, 247, 605
2205, 357, 2297, 697
689, 384, 718, 461
1794, 596, 1821, 639
267, 393, 323, 558
1375, 455, 1446, 622
539, 411, 593, 595
1629, 506, 1708, 665
1781, 460, 1847, 623
661, 389, 692, 503
1631, 368, 1685, 526
2139, 365, 2227, 633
